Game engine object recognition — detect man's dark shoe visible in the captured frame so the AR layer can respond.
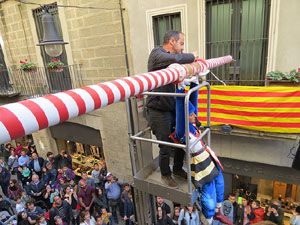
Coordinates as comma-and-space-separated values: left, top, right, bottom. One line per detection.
173, 169, 187, 179
161, 175, 178, 188
214, 211, 233, 225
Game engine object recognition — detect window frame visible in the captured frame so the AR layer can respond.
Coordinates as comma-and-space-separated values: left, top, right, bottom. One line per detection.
146, 4, 188, 54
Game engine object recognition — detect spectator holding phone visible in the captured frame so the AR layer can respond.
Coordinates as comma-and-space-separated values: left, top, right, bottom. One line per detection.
53, 150, 72, 169
264, 200, 283, 225
235, 196, 251, 225
290, 206, 300, 225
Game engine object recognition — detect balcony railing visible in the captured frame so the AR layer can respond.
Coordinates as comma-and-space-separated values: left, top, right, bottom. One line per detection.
0, 64, 83, 98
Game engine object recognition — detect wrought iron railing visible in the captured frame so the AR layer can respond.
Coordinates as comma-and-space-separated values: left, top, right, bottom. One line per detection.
0, 64, 83, 97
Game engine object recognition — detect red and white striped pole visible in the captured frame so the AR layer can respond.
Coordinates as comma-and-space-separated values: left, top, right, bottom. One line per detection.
0, 55, 232, 144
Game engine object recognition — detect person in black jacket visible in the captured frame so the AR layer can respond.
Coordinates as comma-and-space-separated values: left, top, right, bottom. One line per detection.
53, 150, 72, 169
0, 165, 11, 197
29, 153, 44, 177
146, 30, 197, 187
123, 191, 135, 225
157, 206, 174, 225
49, 195, 73, 225
28, 174, 45, 201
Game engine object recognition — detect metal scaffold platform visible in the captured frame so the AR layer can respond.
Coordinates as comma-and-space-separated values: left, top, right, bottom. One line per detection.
127, 82, 211, 224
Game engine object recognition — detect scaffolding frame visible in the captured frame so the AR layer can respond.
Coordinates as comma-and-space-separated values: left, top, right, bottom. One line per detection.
126, 82, 211, 224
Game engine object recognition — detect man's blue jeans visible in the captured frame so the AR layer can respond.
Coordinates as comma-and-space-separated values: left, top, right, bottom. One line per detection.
110, 198, 123, 224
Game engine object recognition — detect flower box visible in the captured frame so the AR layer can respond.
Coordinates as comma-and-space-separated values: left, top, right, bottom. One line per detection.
266, 79, 300, 87
22, 66, 37, 73
47, 58, 64, 73
265, 69, 300, 87
48, 65, 64, 72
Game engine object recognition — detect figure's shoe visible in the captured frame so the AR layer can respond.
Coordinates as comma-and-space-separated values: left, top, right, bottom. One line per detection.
214, 211, 233, 225
173, 169, 187, 179
161, 175, 178, 188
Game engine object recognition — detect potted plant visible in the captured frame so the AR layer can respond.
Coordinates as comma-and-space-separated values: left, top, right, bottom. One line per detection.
0, 63, 3, 72
20, 59, 37, 73
47, 58, 64, 72
265, 69, 300, 87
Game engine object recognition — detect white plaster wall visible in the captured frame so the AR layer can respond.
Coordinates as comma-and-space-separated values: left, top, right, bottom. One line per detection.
211, 134, 295, 167
273, 0, 300, 72
126, 0, 205, 74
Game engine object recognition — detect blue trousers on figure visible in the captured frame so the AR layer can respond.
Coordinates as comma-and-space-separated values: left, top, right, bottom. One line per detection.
201, 166, 224, 219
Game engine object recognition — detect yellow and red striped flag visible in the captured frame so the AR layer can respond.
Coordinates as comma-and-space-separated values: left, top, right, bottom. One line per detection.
198, 86, 300, 133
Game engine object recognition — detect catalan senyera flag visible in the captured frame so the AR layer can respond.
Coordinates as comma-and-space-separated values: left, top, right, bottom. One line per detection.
198, 86, 300, 133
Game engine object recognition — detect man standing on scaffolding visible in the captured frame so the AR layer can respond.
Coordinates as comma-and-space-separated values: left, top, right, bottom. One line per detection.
146, 30, 197, 187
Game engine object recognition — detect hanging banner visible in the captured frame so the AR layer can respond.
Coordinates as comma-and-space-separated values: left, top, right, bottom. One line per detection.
198, 86, 300, 133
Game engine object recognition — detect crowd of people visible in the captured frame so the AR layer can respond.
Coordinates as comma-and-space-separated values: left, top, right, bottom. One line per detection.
156, 194, 300, 225
0, 139, 135, 225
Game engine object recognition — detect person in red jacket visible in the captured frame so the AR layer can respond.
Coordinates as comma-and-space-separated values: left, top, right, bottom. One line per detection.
248, 200, 264, 224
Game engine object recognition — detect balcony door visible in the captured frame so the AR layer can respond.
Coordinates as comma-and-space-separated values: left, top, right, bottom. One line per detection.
33, 3, 72, 92
206, 0, 270, 85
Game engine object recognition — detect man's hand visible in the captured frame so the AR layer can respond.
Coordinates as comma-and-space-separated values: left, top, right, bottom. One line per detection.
124, 216, 128, 220
85, 206, 90, 211
192, 51, 198, 59
272, 207, 278, 216
266, 206, 272, 216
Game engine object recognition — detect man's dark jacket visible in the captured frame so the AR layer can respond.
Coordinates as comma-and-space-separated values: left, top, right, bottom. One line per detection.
53, 154, 72, 169
124, 197, 134, 217
0, 167, 10, 185
49, 200, 73, 225
29, 157, 45, 172
146, 47, 195, 112
264, 207, 284, 225
28, 180, 45, 196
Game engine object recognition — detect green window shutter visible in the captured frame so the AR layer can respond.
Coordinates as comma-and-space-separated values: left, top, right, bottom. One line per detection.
153, 13, 181, 47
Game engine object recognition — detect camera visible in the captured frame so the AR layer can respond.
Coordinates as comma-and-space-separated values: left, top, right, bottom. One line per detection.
113, 176, 118, 181
271, 204, 278, 210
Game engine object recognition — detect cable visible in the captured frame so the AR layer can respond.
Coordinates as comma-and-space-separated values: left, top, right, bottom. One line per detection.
287, 134, 300, 159
18, 4, 32, 61
14, 0, 119, 10
209, 71, 227, 86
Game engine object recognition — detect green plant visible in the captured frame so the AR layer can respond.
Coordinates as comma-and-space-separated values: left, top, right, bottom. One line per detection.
47, 58, 64, 68
266, 69, 300, 83
20, 59, 36, 70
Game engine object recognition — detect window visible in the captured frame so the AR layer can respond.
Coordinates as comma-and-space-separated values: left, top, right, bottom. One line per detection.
206, 0, 270, 85
0, 44, 10, 93
152, 13, 181, 47
32, 3, 72, 91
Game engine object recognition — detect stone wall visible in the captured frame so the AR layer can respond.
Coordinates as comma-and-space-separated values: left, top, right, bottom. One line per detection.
63, 0, 129, 85
0, 1, 37, 66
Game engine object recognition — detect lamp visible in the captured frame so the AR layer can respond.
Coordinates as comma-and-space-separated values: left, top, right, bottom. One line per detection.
37, 10, 68, 57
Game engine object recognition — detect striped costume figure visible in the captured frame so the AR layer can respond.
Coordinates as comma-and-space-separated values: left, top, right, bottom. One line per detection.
174, 80, 224, 220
